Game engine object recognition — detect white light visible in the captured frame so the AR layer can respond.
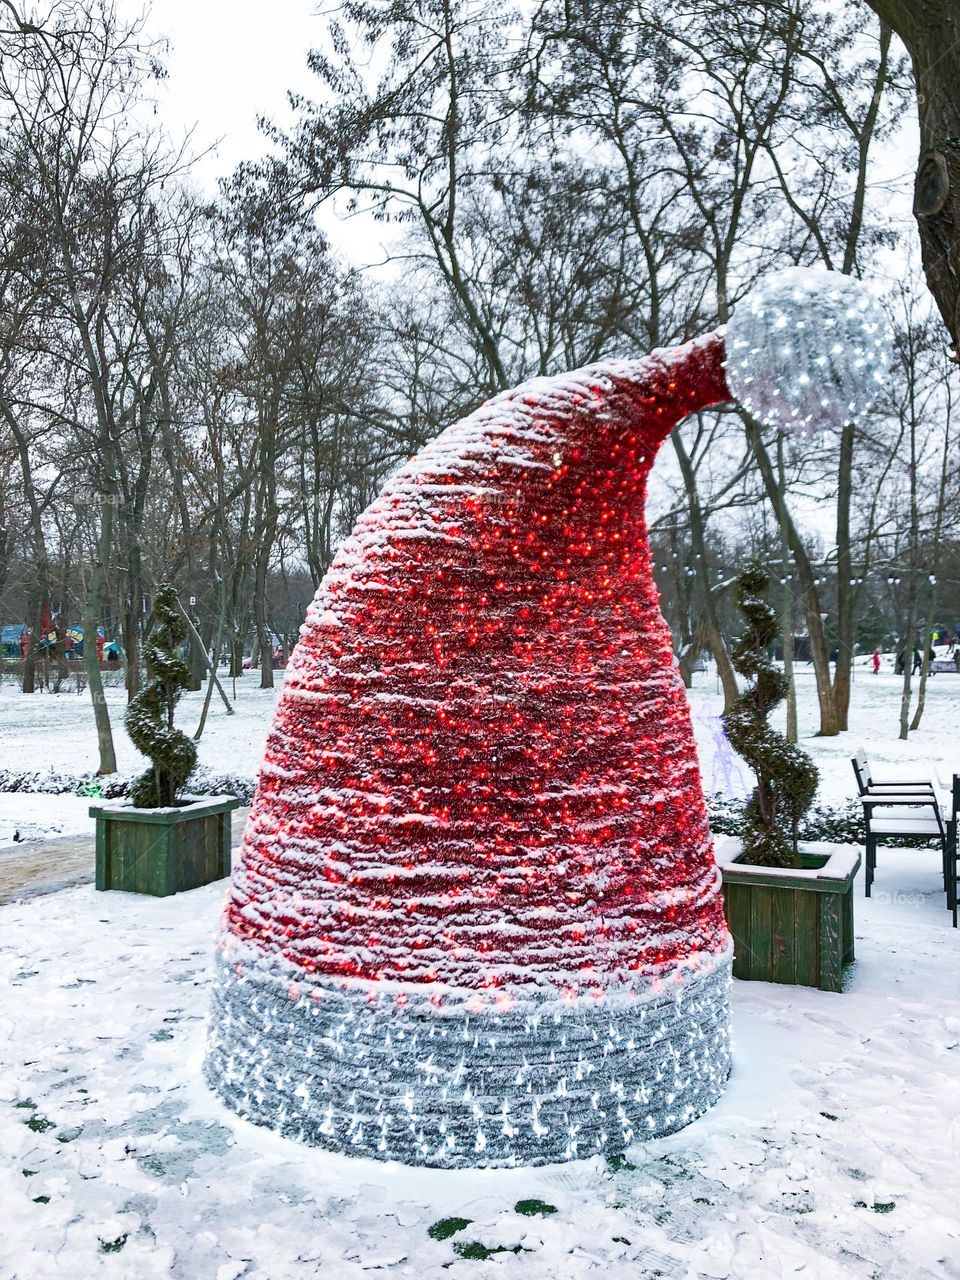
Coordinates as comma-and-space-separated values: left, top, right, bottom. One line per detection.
204, 948, 732, 1168
726, 267, 892, 434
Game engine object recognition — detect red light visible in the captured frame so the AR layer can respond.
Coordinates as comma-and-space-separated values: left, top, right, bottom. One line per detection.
222, 335, 732, 996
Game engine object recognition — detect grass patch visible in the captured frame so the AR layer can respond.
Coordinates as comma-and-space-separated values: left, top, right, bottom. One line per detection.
25, 1115, 55, 1134
99, 1235, 128, 1254
453, 1242, 524, 1261
428, 1217, 472, 1241
514, 1199, 557, 1217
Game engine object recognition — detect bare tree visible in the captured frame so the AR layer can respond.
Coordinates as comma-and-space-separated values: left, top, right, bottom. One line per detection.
276, 0, 525, 394
0, 1, 175, 769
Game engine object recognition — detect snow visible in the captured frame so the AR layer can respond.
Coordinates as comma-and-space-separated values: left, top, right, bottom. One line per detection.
715, 841, 861, 883
692, 663, 960, 802
0, 793, 93, 851
88, 795, 239, 819
0, 677, 274, 782
1, 658, 960, 1271
1, 845, 958, 1277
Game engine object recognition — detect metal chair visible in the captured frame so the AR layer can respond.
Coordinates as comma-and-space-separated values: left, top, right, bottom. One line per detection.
851, 748, 936, 798
860, 790, 947, 899
947, 775, 959, 927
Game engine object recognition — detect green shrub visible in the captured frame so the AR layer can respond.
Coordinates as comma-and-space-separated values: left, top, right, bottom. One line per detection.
722, 563, 819, 867
707, 793, 940, 850
125, 584, 197, 808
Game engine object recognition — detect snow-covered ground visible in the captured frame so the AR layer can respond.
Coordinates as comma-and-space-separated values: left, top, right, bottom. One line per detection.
0, 675, 274, 783
3, 661, 960, 846
2, 660, 960, 1275
0, 793, 92, 850
1, 844, 958, 1278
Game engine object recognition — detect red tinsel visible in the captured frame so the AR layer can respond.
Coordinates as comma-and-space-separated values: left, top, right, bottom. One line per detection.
223, 333, 733, 999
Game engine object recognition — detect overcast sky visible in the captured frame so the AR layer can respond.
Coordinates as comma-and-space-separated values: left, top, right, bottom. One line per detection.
133, 0, 402, 266
138, 0, 319, 184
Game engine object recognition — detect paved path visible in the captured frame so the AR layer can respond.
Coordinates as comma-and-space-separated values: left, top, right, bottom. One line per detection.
0, 807, 251, 905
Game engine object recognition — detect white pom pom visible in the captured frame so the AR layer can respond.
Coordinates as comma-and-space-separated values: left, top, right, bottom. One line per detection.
725, 267, 892, 433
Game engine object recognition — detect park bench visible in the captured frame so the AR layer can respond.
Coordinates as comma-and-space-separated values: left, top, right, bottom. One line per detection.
852, 751, 947, 899
947, 776, 960, 928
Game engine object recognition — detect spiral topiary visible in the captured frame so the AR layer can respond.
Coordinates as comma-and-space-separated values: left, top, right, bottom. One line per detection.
722, 562, 818, 867
125, 584, 197, 808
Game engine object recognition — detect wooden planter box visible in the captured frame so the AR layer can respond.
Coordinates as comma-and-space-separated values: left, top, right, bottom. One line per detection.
717, 842, 860, 992
91, 794, 239, 897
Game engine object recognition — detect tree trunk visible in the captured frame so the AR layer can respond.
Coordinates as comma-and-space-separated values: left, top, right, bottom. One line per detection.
833, 422, 856, 732
671, 430, 739, 712
21, 603, 39, 695
4, 402, 53, 697
899, 597, 918, 742
122, 546, 143, 702
910, 587, 936, 732
52, 612, 69, 692
195, 592, 230, 741
899, 402, 921, 740
253, 584, 274, 691
229, 635, 244, 679
909, 384, 951, 731
864, 3, 960, 350
744, 413, 840, 735
704, 615, 739, 712
83, 502, 117, 774
671, 532, 697, 688
187, 622, 206, 692
776, 436, 798, 743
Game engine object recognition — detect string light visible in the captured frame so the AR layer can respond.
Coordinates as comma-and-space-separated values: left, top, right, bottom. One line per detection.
205, 334, 736, 1167
725, 267, 892, 433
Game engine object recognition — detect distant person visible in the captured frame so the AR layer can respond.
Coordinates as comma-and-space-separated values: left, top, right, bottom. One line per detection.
872, 648, 880, 675
954, 648, 960, 673
895, 649, 906, 676
912, 648, 922, 675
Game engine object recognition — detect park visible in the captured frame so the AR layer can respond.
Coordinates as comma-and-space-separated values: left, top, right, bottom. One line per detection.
1, 2, 959, 1278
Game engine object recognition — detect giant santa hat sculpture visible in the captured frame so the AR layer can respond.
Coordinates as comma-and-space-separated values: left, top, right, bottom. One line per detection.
205, 269, 890, 1167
